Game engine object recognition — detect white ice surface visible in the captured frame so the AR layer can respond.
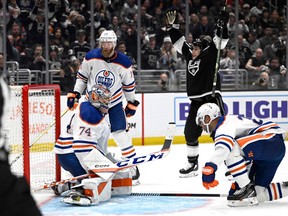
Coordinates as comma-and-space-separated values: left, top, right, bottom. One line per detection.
33, 143, 288, 216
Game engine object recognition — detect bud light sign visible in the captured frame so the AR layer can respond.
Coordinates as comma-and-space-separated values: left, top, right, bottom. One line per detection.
174, 92, 288, 131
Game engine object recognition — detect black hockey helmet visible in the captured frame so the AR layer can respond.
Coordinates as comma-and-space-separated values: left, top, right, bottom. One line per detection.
192, 38, 203, 49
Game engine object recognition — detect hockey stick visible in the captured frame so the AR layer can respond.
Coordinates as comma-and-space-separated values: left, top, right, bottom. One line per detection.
84, 122, 176, 180
130, 192, 227, 197
10, 108, 70, 166
36, 122, 176, 191
212, 3, 226, 97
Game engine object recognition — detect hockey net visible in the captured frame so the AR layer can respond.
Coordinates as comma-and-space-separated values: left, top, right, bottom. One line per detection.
6, 85, 61, 190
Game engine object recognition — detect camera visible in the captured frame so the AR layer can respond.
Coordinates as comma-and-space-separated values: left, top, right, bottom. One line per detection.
161, 80, 166, 86
259, 77, 266, 84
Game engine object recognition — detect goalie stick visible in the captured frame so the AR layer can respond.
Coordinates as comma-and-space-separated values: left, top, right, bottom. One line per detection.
130, 192, 227, 197
10, 108, 69, 166
36, 122, 176, 191
84, 122, 176, 180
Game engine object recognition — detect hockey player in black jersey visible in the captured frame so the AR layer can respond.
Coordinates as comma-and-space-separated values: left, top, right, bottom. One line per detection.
165, 9, 229, 177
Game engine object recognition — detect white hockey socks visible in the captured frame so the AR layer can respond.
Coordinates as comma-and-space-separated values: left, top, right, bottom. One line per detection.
112, 130, 136, 158
256, 182, 288, 203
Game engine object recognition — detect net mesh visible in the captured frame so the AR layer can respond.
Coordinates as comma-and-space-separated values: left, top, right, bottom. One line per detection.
7, 85, 59, 189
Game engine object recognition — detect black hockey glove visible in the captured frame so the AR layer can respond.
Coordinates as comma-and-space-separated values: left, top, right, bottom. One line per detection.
166, 9, 177, 25
125, 100, 140, 117
67, 91, 81, 110
219, 9, 229, 24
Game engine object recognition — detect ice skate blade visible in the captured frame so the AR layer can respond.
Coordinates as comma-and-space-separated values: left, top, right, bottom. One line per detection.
132, 179, 140, 186
62, 197, 93, 206
227, 197, 259, 207
179, 172, 198, 178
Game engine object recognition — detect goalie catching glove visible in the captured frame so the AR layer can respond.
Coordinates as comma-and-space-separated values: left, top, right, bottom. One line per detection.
125, 100, 140, 117
202, 162, 219, 190
67, 91, 81, 110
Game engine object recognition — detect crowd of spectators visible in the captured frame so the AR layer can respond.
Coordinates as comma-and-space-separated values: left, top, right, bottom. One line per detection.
0, 0, 287, 91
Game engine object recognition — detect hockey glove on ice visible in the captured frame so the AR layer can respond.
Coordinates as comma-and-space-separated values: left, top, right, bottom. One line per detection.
125, 100, 140, 117
202, 162, 219, 190
67, 91, 81, 110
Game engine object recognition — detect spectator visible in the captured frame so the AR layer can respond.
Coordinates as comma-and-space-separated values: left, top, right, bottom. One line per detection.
189, 13, 200, 38
155, 72, 169, 91
246, 13, 263, 37
108, 16, 122, 39
250, 0, 267, 16
116, 40, 136, 70
258, 8, 270, 30
220, 48, 238, 69
49, 45, 61, 70
239, 3, 251, 23
59, 59, 80, 93
244, 31, 261, 53
267, 57, 287, 89
123, 20, 137, 60
227, 13, 249, 47
49, 27, 69, 58
141, 34, 161, 69
258, 27, 273, 50
121, 0, 138, 24
193, 15, 214, 39
68, 29, 91, 62
263, 35, 285, 62
251, 69, 270, 90
267, 9, 284, 35
159, 36, 178, 71
231, 35, 253, 69
245, 48, 268, 84
28, 44, 46, 71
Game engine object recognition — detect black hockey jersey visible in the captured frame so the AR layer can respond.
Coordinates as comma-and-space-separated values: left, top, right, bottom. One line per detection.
168, 27, 228, 100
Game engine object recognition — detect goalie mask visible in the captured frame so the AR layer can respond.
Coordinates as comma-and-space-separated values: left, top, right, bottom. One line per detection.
89, 84, 111, 114
195, 103, 221, 134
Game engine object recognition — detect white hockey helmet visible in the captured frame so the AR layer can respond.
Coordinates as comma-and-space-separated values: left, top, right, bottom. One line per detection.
99, 30, 117, 48
89, 84, 111, 114
195, 103, 221, 126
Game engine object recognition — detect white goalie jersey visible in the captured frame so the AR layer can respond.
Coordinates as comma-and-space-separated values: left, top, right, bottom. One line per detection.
73, 48, 136, 108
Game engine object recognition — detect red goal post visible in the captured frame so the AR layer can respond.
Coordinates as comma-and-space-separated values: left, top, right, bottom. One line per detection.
7, 84, 61, 189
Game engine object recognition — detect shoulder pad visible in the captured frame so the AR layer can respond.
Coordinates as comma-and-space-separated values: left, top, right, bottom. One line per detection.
79, 102, 103, 124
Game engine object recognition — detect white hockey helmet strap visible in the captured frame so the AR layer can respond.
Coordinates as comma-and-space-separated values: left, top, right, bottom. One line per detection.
99, 30, 117, 48
195, 103, 221, 126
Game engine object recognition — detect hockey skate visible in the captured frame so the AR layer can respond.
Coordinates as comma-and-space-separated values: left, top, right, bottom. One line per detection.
62, 191, 94, 206
131, 166, 140, 186
179, 161, 198, 178
227, 182, 259, 207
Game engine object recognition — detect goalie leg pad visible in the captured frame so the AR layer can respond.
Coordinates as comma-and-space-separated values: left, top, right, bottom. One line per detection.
111, 169, 132, 196
82, 178, 111, 203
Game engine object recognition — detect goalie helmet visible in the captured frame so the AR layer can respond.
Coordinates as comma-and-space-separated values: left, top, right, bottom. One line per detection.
99, 30, 117, 49
195, 103, 221, 126
89, 84, 111, 114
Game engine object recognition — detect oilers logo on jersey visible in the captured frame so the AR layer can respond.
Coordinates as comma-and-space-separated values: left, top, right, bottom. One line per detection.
95, 69, 115, 88
187, 59, 201, 76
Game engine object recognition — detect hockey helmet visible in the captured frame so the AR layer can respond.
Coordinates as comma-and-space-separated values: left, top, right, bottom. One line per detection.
192, 38, 203, 49
89, 84, 111, 114
195, 103, 221, 126
99, 30, 117, 48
